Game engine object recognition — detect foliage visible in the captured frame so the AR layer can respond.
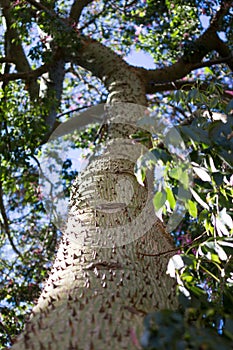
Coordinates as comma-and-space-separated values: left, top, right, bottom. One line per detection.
141, 303, 233, 350
139, 83, 233, 349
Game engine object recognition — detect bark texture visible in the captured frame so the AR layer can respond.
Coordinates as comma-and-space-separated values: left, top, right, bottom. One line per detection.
11, 103, 177, 350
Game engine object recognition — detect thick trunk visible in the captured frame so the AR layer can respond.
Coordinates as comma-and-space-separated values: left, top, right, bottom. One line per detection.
12, 76, 177, 350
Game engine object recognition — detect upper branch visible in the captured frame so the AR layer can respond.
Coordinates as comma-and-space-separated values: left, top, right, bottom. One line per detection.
0, 0, 40, 99
139, 1, 233, 94
1, 0, 232, 104
144, 56, 233, 94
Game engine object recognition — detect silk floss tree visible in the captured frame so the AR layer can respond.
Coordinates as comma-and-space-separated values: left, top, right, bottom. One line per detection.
0, 0, 232, 349
10, 41, 178, 350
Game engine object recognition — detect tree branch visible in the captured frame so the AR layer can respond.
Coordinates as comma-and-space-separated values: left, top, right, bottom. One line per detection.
143, 52, 233, 94
0, 0, 40, 99
2, 0, 232, 104
0, 57, 15, 64
190, 55, 233, 70
26, 0, 57, 18
63, 5, 232, 103
138, 1, 233, 94
69, 0, 94, 22
0, 64, 49, 82
148, 79, 233, 102
0, 182, 23, 258
214, 36, 233, 71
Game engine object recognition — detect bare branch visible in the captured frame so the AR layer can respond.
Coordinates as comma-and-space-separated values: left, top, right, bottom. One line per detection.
44, 57, 66, 131
2, 0, 231, 110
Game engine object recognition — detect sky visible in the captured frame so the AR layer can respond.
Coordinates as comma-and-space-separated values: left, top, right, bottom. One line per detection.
125, 49, 156, 68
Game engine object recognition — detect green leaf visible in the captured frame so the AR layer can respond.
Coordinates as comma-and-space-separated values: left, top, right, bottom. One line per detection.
167, 254, 184, 278
179, 124, 209, 144
215, 216, 230, 236
185, 199, 197, 218
204, 67, 214, 75
181, 272, 193, 283
190, 188, 209, 210
189, 285, 205, 296
193, 166, 211, 182
153, 191, 167, 211
214, 243, 228, 261
180, 169, 190, 189
165, 187, 176, 210
210, 253, 221, 263
169, 166, 182, 180
188, 88, 198, 100
135, 165, 145, 186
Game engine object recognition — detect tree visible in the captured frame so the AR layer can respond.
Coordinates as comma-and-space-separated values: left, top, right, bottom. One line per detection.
0, 0, 232, 349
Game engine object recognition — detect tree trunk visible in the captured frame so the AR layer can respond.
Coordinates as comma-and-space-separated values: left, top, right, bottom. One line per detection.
11, 72, 177, 350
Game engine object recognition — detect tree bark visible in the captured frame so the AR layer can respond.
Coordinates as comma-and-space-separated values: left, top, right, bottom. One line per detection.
11, 73, 177, 350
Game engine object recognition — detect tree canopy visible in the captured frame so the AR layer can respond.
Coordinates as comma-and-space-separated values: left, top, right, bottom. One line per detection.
0, 0, 233, 349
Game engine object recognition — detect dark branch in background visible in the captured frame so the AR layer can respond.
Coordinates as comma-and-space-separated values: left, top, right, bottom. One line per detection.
0, 64, 49, 82
0, 57, 15, 64
57, 105, 94, 118
0, 0, 39, 99
0, 182, 22, 258
215, 36, 233, 71
40, 104, 105, 144
69, 0, 94, 22
44, 54, 66, 132
1, 27, 11, 90
78, 5, 107, 31
148, 79, 233, 98
28, 0, 82, 29
26, 0, 96, 134
190, 55, 233, 69
25, 0, 67, 133
23, 2, 71, 131
26, 0, 98, 135
26, 0, 58, 18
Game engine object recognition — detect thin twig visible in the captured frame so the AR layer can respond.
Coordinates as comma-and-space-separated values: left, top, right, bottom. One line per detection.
0, 182, 23, 258
190, 55, 233, 70
0, 64, 49, 82
138, 232, 207, 257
